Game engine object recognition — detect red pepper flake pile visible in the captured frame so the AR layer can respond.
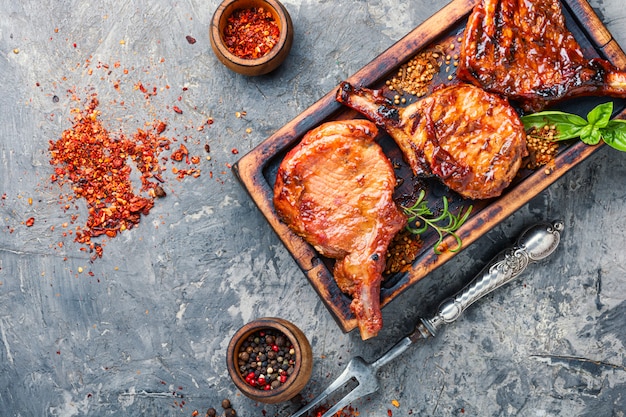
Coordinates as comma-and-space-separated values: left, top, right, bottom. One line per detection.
223, 7, 280, 59
48, 94, 196, 259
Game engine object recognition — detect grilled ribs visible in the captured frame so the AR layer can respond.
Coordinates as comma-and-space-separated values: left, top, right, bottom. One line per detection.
458, 0, 626, 112
336, 82, 527, 200
273, 119, 407, 340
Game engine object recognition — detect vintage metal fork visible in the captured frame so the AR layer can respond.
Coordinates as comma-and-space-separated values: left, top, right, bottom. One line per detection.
289, 220, 564, 417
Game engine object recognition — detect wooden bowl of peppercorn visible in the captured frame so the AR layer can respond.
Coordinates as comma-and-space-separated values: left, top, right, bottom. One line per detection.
210, 0, 294, 76
226, 317, 313, 404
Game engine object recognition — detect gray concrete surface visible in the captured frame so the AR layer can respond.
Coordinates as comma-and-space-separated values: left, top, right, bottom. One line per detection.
1, 0, 626, 416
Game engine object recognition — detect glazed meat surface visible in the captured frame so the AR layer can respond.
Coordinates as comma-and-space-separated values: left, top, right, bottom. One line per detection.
458, 0, 626, 112
336, 82, 527, 200
273, 119, 407, 340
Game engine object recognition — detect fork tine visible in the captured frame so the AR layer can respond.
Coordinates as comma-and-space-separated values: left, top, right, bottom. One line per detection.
320, 384, 368, 417
289, 358, 363, 417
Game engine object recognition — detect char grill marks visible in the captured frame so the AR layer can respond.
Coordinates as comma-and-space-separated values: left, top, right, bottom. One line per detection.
336, 82, 528, 200
457, 0, 626, 111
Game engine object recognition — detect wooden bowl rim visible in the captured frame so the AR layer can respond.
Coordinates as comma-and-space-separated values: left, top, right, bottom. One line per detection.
226, 317, 312, 401
210, 0, 292, 68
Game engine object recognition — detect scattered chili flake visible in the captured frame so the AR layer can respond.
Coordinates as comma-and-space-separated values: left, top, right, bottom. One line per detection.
223, 7, 280, 59
186, 35, 197, 44
173, 105, 183, 114
171, 144, 189, 162
49, 95, 175, 258
384, 229, 422, 275
231, 148, 239, 155
25, 217, 35, 227
155, 121, 167, 134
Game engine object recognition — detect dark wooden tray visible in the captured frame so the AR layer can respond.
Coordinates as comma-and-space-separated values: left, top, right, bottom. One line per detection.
232, 0, 626, 334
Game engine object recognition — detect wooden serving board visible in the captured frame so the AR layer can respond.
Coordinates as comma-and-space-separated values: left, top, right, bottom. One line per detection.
232, 0, 626, 334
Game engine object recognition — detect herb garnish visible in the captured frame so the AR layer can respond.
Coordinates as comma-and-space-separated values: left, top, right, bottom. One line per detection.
402, 190, 473, 254
521, 101, 626, 151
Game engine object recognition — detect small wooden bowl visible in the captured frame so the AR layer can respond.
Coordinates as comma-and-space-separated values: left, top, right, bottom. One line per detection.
226, 317, 313, 404
210, 0, 294, 76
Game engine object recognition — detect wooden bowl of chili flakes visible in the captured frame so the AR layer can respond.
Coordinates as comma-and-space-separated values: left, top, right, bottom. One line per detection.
210, 0, 294, 76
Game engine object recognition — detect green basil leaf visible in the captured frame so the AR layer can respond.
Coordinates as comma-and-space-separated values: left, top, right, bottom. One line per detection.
586, 101, 613, 129
578, 124, 600, 145
582, 127, 602, 145
521, 111, 588, 140
522, 102, 626, 153
601, 119, 626, 151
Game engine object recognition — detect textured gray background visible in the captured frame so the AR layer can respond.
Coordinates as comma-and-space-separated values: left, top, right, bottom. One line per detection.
1, 0, 626, 416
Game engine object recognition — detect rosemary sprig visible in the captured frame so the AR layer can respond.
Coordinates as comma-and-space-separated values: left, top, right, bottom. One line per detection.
402, 190, 473, 254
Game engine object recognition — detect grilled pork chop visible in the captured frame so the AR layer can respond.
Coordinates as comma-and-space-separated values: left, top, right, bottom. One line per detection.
336, 82, 527, 200
273, 119, 407, 340
458, 0, 626, 112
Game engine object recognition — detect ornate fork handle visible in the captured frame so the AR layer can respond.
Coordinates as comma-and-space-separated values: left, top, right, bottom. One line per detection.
419, 220, 564, 337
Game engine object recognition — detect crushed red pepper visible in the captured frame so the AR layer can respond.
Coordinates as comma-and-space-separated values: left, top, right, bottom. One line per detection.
223, 7, 280, 59
48, 94, 199, 259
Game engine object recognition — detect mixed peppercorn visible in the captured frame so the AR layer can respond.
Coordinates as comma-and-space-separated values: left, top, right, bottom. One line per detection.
191, 398, 236, 417
237, 328, 296, 390
223, 7, 281, 59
